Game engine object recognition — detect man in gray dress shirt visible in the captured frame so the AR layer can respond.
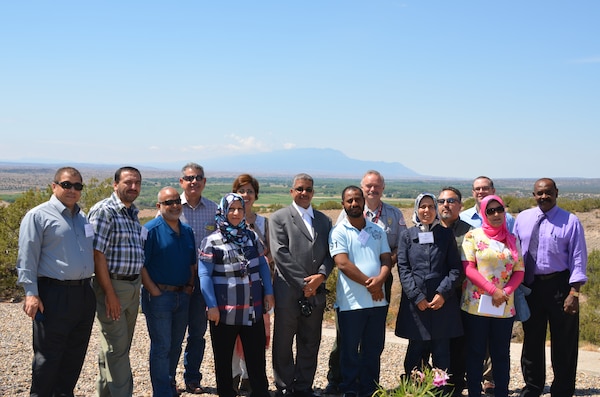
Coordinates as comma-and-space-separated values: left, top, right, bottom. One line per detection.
16, 166, 96, 397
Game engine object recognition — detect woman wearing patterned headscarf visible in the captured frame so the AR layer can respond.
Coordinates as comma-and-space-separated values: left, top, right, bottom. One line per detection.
395, 193, 463, 376
198, 193, 274, 397
461, 195, 524, 397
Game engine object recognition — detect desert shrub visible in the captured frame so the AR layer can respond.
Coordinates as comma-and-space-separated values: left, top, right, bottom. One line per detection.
581, 249, 600, 345
316, 200, 343, 210
0, 188, 51, 298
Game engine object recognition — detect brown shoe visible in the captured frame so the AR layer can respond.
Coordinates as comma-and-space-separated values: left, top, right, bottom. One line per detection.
482, 380, 495, 395
186, 381, 204, 394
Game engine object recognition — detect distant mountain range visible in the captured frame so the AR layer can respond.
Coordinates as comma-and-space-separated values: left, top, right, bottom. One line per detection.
2, 148, 420, 179
147, 148, 420, 178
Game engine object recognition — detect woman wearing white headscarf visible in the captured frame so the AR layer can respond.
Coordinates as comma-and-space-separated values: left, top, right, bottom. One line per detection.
395, 193, 463, 375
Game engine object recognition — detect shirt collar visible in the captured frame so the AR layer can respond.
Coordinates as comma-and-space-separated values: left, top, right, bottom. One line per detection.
292, 201, 314, 219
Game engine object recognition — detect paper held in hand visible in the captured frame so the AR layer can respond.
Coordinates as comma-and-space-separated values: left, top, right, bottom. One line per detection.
478, 294, 506, 316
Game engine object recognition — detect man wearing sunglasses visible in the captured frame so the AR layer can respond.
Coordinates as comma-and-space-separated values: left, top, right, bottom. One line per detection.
269, 173, 334, 397
460, 176, 515, 232
88, 166, 145, 397
141, 187, 197, 397
16, 167, 95, 397
178, 162, 218, 394
437, 187, 472, 397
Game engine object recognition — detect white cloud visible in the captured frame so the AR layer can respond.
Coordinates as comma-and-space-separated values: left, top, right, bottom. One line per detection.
283, 142, 297, 149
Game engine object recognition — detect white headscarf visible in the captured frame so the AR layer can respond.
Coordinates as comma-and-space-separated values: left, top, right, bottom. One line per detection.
411, 192, 440, 232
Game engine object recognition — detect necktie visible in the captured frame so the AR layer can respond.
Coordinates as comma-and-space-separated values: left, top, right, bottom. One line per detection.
302, 212, 314, 238
525, 214, 545, 285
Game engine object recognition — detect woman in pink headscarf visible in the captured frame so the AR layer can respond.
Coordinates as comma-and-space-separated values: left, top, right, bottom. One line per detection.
460, 195, 524, 397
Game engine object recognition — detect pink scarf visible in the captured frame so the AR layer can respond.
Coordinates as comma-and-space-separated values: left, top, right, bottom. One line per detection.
480, 195, 518, 261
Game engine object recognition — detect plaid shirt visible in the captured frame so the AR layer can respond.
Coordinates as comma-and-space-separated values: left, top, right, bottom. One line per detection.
199, 232, 273, 326
179, 194, 218, 250
88, 192, 145, 276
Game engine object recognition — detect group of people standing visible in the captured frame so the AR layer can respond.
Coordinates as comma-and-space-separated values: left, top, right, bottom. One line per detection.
16, 166, 587, 397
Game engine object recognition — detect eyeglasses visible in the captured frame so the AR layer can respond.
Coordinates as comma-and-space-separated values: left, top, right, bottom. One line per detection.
473, 186, 492, 192
54, 181, 84, 191
294, 186, 314, 193
227, 207, 244, 213
181, 174, 204, 182
159, 198, 182, 206
485, 206, 505, 216
437, 198, 459, 204
237, 189, 255, 195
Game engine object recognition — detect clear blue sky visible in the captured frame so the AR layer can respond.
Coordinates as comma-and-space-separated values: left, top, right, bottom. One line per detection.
1, 1, 598, 178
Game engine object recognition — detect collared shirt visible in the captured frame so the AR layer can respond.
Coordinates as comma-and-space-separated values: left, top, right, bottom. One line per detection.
16, 195, 95, 296
460, 205, 516, 233
514, 205, 587, 284
292, 201, 314, 237
329, 218, 391, 311
88, 192, 145, 276
144, 216, 196, 286
337, 201, 407, 250
179, 193, 218, 250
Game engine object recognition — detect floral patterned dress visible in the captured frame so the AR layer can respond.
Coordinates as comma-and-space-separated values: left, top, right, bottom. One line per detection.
460, 228, 524, 318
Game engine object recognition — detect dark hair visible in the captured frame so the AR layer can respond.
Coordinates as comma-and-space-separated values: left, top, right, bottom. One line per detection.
473, 176, 494, 189
114, 166, 141, 183
341, 185, 364, 200
439, 186, 462, 202
54, 167, 82, 182
232, 174, 260, 199
535, 177, 558, 190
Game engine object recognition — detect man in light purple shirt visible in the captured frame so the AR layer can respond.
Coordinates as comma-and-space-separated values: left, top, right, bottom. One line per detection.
514, 178, 587, 397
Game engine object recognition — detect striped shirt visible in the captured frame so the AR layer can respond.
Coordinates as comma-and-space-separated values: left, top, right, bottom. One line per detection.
88, 192, 145, 276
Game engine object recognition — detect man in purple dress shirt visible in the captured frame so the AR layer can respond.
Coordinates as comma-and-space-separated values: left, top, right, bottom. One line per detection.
514, 178, 587, 397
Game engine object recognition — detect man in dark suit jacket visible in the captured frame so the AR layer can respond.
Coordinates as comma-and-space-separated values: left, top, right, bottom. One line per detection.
269, 173, 334, 397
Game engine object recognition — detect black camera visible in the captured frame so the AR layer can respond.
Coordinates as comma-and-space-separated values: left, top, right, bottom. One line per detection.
298, 297, 313, 317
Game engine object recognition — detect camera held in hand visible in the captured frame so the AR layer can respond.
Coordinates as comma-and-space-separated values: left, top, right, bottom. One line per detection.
298, 297, 313, 317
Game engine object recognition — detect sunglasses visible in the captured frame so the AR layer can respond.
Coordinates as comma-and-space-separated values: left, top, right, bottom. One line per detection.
486, 206, 505, 216
159, 198, 182, 206
437, 198, 459, 204
181, 174, 204, 182
55, 181, 84, 191
294, 186, 314, 193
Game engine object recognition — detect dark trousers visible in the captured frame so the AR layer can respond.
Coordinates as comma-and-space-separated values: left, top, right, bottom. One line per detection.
31, 281, 96, 397
463, 312, 513, 397
210, 317, 270, 397
338, 306, 387, 397
520, 271, 578, 397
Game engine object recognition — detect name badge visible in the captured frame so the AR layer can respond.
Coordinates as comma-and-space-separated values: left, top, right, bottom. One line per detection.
141, 227, 148, 240
358, 229, 370, 246
418, 232, 434, 244
84, 224, 94, 238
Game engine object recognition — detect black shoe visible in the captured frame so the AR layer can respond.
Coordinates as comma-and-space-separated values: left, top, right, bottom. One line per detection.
185, 381, 204, 394
294, 390, 318, 397
323, 383, 340, 395
275, 389, 293, 397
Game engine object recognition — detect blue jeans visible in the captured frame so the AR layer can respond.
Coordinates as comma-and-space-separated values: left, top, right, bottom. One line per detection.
403, 338, 450, 374
142, 288, 190, 397
463, 312, 514, 397
338, 306, 387, 397
184, 279, 208, 383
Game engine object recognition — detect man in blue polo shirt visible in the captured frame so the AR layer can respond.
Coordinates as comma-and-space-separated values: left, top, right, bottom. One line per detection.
142, 186, 197, 397
329, 185, 392, 397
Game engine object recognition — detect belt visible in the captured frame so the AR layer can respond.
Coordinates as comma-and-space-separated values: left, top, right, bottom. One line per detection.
534, 269, 569, 281
109, 273, 139, 281
157, 283, 185, 292
38, 277, 91, 286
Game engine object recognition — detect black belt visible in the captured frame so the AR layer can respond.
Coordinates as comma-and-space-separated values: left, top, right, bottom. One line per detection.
109, 273, 139, 281
38, 277, 91, 286
534, 269, 569, 281
157, 283, 185, 292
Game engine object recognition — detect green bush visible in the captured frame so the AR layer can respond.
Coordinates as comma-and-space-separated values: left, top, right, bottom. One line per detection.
581, 250, 600, 345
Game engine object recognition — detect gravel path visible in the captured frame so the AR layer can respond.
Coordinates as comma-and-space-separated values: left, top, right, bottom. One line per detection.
2, 302, 599, 397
